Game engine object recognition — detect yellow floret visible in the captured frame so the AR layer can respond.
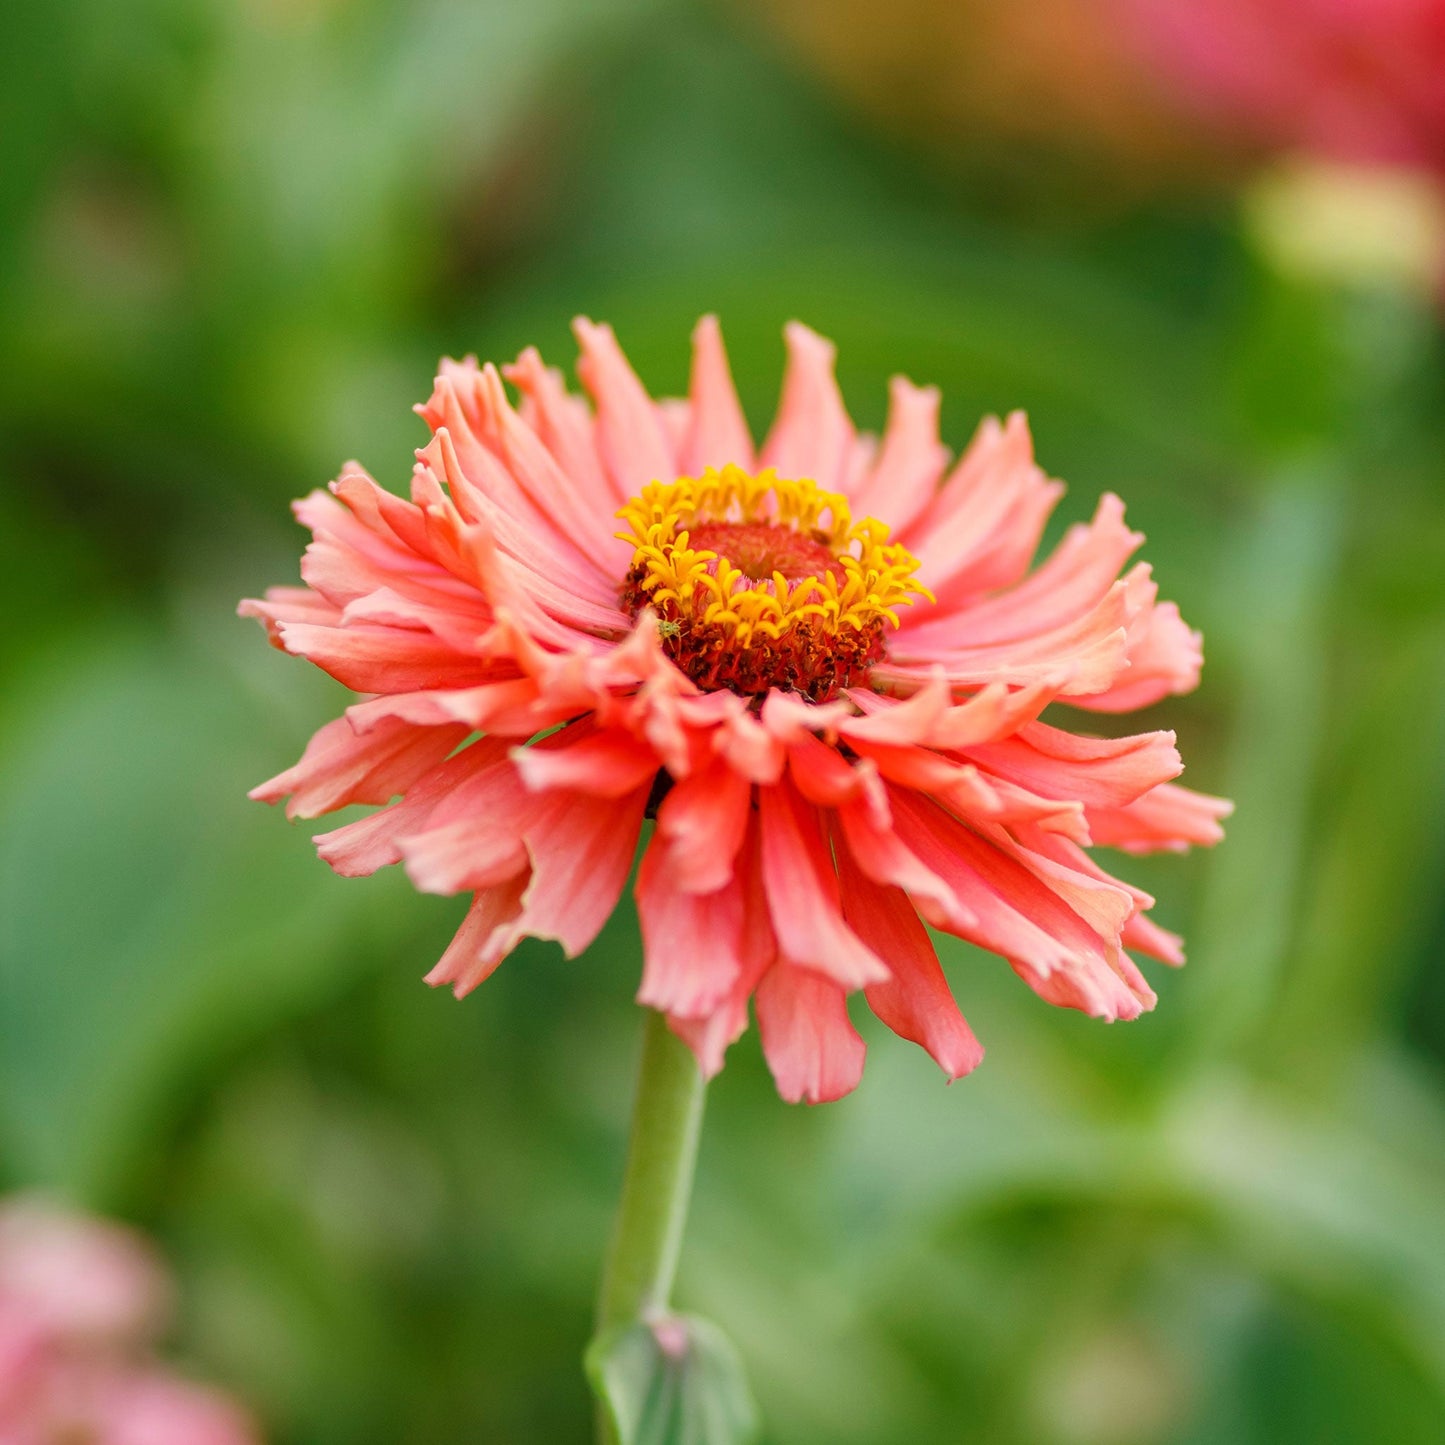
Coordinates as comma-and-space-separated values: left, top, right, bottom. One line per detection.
616, 465, 929, 646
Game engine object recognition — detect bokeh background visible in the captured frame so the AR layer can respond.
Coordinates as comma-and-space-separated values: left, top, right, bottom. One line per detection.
3, 1, 1445, 1442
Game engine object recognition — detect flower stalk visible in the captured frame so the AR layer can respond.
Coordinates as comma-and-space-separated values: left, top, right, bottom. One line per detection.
597, 1009, 706, 1337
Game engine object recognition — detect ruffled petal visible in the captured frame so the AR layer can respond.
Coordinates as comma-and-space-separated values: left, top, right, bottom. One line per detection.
249, 714, 469, 821
510, 727, 660, 799
425, 876, 530, 997
666, 820, 776, 1077
492, 783, 651, 959
844, 735, 1087, 836
683, 315, 755, 474
312, 737, 513, 877
878, 579, 1133, 697
834, 835, 984, 1080
636, 841, 745, 1017
755, 963, 867, 1104
653, 758, 755, 895
833, 796, 973, 932
842, 676, 1056, 750
759, 322, 855, 489
850, 376, 949, 535
903, 411, 1063, 600
786, 730, 888, 821
238, 583, 343, 644
1075, 596, 1204, 712
758, 781, 890, 990
900, 492, 1141, 650
893, 793, 1154, 1021
418, 358, 615, 578
418, 429, 625, 621
471, 361, 633, 576
1123, 911, 1186, 966
503, 346, 611, 507
1088, 781, 1234, 853
966, 720, 1183, 810
573, 317, 676, 498
273, 621, 492, 693
345, 678, 569, 739
395, 742, 546, 894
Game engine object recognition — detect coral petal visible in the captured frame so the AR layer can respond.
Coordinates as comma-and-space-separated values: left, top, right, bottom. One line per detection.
755, 964, 867, 1104
683, 315, 755, 473
851, 376, 949, 533
573, 317, 676, 498
655, 759, 754, 895
250, 714, 469, 821
758, 782, 890, 990
510, 728, 660, 798
759, 322, 855, 488
425, 876, 530, 997
636, 841, 744, 1017
835, 843, 984, 1080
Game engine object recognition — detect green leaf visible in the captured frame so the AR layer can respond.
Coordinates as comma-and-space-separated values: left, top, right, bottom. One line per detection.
586, 1314, 759, 1445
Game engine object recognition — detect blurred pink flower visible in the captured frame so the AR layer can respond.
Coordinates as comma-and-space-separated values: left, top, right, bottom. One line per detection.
0, 1308, 48, 1418
0, 1200, 260, 1445
0, 1202, 169, 1348
1124, 0, 1445, 173
101, 1371, 254, 1445
245, 318, 1228, 1104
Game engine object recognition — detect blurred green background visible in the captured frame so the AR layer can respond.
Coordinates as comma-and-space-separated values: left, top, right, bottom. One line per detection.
3, 1, 1445, 1442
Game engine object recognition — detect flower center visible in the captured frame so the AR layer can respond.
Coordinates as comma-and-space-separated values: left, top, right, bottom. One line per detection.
616, 464, 929, 701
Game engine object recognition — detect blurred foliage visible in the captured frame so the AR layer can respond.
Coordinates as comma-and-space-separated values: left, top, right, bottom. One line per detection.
739, 0, 1249, 203
2, 1, 1445, 1443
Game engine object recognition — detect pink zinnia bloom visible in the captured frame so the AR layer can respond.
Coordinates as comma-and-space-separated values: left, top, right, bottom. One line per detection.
1123, 0, 1445, 173
243, 318, 1228, 1103
0, 1204, 169, 1350
0, 1200, 261, 1445
1, 1362, 261, 1445
50, 1368, 259, 1445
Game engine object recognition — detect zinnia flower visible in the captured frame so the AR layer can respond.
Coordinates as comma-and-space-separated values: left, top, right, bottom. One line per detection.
0, 1202, 170, 1350
0, 1199, 260, 1445
243, 317, 1228, 1103
1121, 0, 1445, 174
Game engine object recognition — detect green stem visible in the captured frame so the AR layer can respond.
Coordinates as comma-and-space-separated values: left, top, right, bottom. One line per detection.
596, 1009, 706, 1334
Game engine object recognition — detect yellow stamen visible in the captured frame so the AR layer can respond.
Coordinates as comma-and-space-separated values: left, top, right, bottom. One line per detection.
616, 465, 930, 699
